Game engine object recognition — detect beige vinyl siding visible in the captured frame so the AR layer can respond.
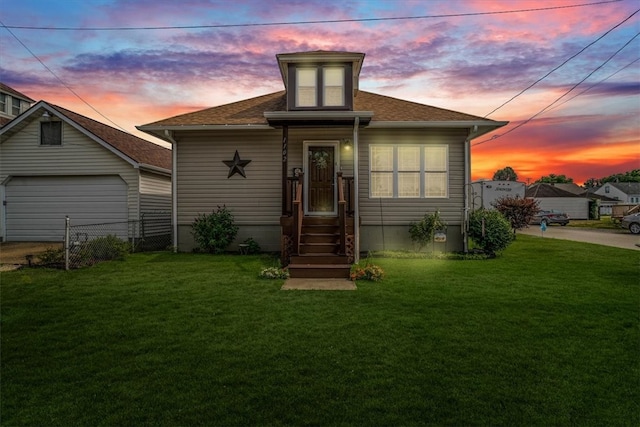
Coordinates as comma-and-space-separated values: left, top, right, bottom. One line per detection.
0, 118, 139, 223
139, 170, 171, 213
358, 128, 467, 226
174, 130, 283, 226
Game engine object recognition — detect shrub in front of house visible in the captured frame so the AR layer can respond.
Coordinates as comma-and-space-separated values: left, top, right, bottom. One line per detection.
409, 210, 448, 251
191, 206, 239, 254
242, 237, 261, 254
468, 209, 513, 256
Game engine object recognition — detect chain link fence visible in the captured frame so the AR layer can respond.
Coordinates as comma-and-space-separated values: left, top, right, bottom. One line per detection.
64, 212, 171, 269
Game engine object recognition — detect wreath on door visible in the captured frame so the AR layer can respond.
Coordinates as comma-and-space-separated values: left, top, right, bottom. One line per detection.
312, 150, 329, 169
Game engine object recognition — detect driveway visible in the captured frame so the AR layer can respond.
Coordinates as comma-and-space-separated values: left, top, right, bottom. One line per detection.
518, 226, 640, 251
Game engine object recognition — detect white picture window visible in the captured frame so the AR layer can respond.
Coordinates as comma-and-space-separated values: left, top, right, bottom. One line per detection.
296, 68, 317, 107
370, 145, 448, 198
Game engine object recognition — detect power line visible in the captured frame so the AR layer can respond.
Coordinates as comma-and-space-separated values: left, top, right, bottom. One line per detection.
547, 57, 640, 112
474, 32, 640, 147
483, 7, 639, 118
0, 19, 129, 133
1, 0, 622, 31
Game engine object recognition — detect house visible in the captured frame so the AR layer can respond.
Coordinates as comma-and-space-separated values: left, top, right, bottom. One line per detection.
0, 100, 171, 242
138, 50, 507, 276
0, 83, 35, 127
526, 183, 589, 219
593, 182, 640, 218
593, 182, 640, 204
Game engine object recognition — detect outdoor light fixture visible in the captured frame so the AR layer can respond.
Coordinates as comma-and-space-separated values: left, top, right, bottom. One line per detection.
41, 111, 51, 120
341, 138, 353, 150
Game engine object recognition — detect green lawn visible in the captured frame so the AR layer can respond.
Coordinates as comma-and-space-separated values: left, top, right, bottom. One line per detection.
1, 235, 638, 426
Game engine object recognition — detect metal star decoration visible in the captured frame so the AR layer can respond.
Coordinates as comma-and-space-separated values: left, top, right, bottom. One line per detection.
222, 150, 252, 178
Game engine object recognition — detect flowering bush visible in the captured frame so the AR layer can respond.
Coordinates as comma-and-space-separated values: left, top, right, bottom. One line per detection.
350, 263, 384, 282
259, 267, 289, 279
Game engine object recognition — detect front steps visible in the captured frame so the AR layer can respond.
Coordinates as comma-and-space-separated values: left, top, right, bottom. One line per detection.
288, 216, 351, 279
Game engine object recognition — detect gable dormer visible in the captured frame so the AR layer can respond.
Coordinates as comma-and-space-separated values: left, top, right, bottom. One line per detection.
276, 51, 365, 111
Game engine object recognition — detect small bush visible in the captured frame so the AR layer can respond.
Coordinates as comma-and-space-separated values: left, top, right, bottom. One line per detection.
192, 206, 239, 254
70, 235, 131, 267
409, 210, 447, 250
259, 267, 289, 279
37, 248, 65, 266
468, 209, 513, 256
242, 237, 261, 254
492, 195, 539, 234
350, 260, 385, 282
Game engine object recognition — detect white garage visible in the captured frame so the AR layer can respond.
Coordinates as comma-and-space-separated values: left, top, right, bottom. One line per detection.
5, 175, 128, 242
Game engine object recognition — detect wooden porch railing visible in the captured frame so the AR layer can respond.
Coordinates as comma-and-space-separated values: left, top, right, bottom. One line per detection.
337, 172, 346, 255
284, 177, 298, 217
292, 173, 304, 256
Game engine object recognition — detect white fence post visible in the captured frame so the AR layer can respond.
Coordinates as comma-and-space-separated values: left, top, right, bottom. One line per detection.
64, 216, 70, 270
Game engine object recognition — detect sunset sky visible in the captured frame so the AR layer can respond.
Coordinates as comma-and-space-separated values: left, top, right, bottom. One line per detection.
1, 0, 638, 184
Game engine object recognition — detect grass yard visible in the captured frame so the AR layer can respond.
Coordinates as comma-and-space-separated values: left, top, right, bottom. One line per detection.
1, 235, 638, 426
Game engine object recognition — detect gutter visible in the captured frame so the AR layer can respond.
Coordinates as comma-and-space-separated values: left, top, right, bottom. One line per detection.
164, 130, 179, 253
353, 116, 360, 263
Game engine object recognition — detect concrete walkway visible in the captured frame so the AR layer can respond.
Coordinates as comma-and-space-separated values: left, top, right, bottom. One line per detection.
518, 226, 640, 251
282, 278, 357, 290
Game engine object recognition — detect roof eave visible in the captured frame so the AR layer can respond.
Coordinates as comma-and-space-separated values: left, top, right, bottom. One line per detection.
368, 120, 509, 138
136, 124, 275, 142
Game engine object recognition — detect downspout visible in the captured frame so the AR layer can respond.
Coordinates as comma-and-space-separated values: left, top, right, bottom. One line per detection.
164, 129, 178, 253
463, 125, 478, 253
353, 116, 360, 263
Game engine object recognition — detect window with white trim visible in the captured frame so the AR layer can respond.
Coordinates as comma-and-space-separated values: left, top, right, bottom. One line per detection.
296, 68, 317, 107
0, 94, 6, 114
289, 64, 352, 109
11, 98, 20, 116
370, 145, 448, 198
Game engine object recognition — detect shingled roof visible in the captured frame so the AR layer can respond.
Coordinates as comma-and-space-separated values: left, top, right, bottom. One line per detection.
141, 90, 491, 128
0, 101, 171, 172
526, 183, 582, 198
50, 104, 171, 171
0, 82, 35, 103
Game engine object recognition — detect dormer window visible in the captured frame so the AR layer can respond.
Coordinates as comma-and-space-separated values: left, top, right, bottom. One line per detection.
288, 63, 352, 110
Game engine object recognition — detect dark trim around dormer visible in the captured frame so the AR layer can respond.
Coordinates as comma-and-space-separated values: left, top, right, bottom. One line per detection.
287, 63, 353, 111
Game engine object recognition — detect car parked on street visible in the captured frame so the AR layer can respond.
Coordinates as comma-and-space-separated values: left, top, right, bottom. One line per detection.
621, 212, 640, 234
530, 209, 570, 226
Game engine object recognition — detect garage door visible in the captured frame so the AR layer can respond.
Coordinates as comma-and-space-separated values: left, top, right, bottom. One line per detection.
5, 176, 128, 241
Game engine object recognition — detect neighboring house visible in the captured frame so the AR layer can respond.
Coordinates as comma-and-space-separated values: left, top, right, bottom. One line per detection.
0, 83, 35, 127
593, 182, 640, 218
526, 183, 589, 219
593, 182, 640, 203
0, 101, 171, 242
138, 50, 507, 275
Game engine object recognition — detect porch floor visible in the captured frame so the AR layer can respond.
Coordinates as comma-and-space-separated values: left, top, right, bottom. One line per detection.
281, 278, 356, 291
